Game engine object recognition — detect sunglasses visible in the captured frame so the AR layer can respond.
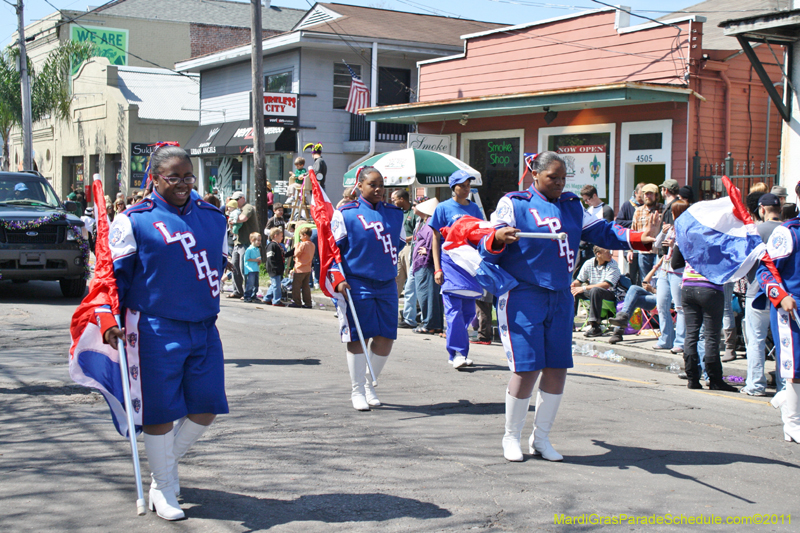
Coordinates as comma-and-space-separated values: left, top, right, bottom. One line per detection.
156, 175, 197, 185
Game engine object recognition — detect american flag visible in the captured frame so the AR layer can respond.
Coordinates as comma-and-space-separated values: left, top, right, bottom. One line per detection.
344, 61, 370, 114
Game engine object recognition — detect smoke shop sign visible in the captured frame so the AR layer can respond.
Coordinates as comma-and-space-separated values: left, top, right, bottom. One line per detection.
407, 133, 451, 155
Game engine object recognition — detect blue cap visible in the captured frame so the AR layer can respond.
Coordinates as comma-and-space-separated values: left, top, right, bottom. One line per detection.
448, 170, 474, 188
14, 182, 28, 192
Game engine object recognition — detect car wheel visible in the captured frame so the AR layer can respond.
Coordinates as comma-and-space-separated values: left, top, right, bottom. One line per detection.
60, 278, 87, 298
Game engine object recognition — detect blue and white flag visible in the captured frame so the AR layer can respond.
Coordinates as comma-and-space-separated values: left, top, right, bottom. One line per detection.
674, 179, 766, 285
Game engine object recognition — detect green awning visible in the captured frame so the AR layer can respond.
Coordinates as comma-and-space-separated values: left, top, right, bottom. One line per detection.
361, 82, 703, 124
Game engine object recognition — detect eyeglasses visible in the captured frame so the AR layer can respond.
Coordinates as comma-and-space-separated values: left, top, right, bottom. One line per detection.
156, 175, 197, 185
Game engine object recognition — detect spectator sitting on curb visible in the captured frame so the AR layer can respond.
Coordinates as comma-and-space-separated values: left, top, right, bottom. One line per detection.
571, 246, 621, 337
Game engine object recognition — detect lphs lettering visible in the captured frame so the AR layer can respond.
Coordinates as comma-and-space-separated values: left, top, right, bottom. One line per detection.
357, 215, 398, 265
154, 222, 221, 296
530, 209, 575, 271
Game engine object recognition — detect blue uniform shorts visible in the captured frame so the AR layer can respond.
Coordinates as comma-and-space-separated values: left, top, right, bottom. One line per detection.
772, 305, 800, 380
334, 276, 398, 342
129, 311, 229, 425
496, 284, 574, 372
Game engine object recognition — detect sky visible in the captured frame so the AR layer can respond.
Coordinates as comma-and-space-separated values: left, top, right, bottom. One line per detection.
1, 0, 708, 48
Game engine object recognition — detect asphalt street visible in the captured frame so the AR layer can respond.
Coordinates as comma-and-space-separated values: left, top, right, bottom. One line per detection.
1, 281, 798, 532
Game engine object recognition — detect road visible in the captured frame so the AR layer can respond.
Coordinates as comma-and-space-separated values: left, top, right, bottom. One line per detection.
1, 281, 798, 532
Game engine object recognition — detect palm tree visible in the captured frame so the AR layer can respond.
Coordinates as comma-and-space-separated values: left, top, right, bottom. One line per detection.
0, 41, 94, 171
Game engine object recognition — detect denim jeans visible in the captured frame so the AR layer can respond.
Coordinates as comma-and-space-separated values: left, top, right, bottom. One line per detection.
656, 272, 685, 349
264, 275, 282, 304
638, 253, 656, 283
244, 271, 259, 301
743, 296, 778, 393
682, 285, 724, 382
723, 282, 735, 330
620, 285, 657, 316
230, 243, 246, 297
402, 270, 418, 327
414, 266, 443, 331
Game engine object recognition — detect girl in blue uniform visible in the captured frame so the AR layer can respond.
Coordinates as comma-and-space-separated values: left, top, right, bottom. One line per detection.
429, 170, 485, 369
101, 145, 228, 520
331, 167, 405, 411
480, 152, 658, 462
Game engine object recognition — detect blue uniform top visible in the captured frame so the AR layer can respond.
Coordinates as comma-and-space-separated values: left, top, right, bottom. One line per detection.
757, 219, 800, 308
109, 190, 228, 322
331, 195, 405, 282
480, 186, 648, 292
428, 198, 484, 231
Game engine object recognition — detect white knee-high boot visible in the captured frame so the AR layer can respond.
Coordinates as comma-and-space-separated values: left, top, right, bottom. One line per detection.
502, 391, 531, 462
529, 391, 564, 461
774, 383, 800, 443
364, 352, 388, 407
171, 418, 210, 497
347, 351, 370, 411
144, 432, 185, 520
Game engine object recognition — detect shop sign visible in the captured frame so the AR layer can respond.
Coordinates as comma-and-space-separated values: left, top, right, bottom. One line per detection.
557, 145, 606, 197
130, 143, 156, 189
231, 126, 284, 154
71, 25, 128, 75
191, 126, 222, 156
407, 133, 451, 155
263, 92, 298, 127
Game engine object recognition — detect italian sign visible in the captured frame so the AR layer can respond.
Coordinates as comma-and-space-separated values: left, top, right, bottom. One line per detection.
71, 25, 128, 74
263, 92, 298, 127
557, 145, 606, 197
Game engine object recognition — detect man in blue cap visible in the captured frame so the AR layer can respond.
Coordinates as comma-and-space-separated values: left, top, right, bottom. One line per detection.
428, 169, 485, 369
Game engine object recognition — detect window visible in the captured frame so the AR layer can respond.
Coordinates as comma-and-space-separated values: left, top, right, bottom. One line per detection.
265, 71, 292, 93
334, 63, 360, 109
629, 133, 662, 151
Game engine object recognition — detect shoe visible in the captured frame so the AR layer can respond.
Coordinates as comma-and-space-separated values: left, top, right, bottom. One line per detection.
608, 333, 623, 345
721, 353, 736, 362
144, 432, 185, 521
584, 326, 603, 338
243, 299, 253, 303
287, 303, 300, 308
678, 372, 688, 380
670, 347, 684, 354
688, 380, 702, 389
740, 389, 767, 397
708, 380, 738, 392
470, 340, 491, 345
302, 304, 313, 309
226, 293, 242, 299
652, 344, 670, 351
529, 391, 563, 461
273, 302, 285, 307
346, 351, 370, 411
465, 358, 474, 366
502, 391, 531, 462
777, 383, 800, 442
398, 321, 415, 329
609, 312, 630, 327
452, 355, 468, 369
261, 300, 273, 306
413, 327, 433, 334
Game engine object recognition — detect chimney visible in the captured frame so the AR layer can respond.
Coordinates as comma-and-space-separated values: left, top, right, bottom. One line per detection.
615, 5, 631, 31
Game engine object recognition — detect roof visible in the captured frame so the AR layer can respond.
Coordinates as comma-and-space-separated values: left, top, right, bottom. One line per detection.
95, 0, 304, 31
117, 66, 199, 122
720, 8, 800, 43
659, 0, 791, 50
294, 2, 506, 47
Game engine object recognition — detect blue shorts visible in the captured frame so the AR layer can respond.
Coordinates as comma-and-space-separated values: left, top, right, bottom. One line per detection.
127, 311, 229, 425
334, 276, 398, 342
496, 284, 574, 372
772, 306, 800, 380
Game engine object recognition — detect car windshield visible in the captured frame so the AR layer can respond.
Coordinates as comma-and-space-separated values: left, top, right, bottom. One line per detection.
0, 176, 61, 208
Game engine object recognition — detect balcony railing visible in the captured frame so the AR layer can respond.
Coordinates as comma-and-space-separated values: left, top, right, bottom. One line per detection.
349, 114, 414, 143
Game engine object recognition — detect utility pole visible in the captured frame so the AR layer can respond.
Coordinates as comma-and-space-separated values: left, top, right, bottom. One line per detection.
250, 0, 268, 232
17, 0, 33, 171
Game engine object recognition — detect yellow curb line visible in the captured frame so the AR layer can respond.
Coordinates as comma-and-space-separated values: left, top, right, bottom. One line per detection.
695, 390, 771, 405
571, 372, 656, 386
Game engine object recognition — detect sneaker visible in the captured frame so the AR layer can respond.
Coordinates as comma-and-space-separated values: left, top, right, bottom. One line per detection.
652, 344, 670, 351
287, 303, 300, 308
609, 312, 630, 327
302, 304, 313, 309
261, 300, 273, 306
584, 326, 604, 338
608, 333, 623, 345
273, 302, 285, 307
740, 389, 767, 397
465, 358, 474, 366
452, 355, 468, 369
670, 347, 684, 354
398, 321, 415, 329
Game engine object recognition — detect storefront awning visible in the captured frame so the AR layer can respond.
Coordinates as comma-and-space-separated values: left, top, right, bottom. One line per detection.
225, 120, 297, 154
360, 82, 704, 124
184, 122, 238, 157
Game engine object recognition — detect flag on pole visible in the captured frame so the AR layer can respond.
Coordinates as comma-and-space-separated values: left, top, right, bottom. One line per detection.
69, 178, 141, 437
439, 215, 518, 296
343, 61, 370, 115
308, 167, 346, 297
674, 176, 766, 285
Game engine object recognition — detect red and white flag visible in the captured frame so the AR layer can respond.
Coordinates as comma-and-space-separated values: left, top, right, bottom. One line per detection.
69, 178, 141, 437
344, 61, 370, 115
308, 168, 346, 297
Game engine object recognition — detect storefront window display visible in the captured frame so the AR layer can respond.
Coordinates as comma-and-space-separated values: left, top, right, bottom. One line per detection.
547, 133, 611, 202
204, 156, 242, 201
468, 137, 520, 217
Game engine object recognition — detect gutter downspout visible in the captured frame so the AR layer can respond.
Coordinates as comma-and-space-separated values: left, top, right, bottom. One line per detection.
349, 42, 379, 170
720, 70, 732, 155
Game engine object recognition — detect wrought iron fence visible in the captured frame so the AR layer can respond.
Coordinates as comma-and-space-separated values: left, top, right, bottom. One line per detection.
693, 152, 778, 201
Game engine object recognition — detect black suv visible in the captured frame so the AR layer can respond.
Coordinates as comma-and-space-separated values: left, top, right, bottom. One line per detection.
0, 171, 87, 297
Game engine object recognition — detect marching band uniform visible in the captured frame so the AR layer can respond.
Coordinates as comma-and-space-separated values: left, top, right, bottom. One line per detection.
330, 195, 405, 410
480, 185, 649, 460
757, 219, 800, 442
95, 189, 228, 518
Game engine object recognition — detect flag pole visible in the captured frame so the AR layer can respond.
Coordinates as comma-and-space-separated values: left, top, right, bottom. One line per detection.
344, 287, 377, 387
115, 317, 147, 515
